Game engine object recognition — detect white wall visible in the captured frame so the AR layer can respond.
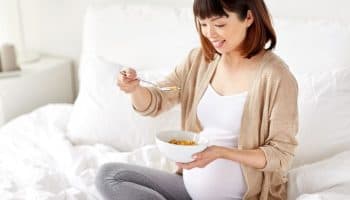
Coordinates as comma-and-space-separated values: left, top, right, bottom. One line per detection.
19, 0, 91, 96
0, 0, 22, 48
3, 0, 350, 96
20, 0, 90, 61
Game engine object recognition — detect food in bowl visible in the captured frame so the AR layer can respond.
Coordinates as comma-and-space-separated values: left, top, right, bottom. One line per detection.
168, 139, 196, 146
156, 130, 209, 163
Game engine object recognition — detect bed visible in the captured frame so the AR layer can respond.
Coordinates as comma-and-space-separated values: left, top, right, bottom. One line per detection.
1, 0, 350, 199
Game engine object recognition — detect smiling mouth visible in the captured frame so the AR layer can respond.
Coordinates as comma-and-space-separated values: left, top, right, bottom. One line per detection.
211, 40, 225, 48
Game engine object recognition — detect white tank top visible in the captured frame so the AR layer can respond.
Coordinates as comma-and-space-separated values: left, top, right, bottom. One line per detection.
183, 84, 248, 200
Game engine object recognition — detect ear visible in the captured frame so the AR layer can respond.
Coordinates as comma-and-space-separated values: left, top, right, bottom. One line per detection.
245, 10, 254, 28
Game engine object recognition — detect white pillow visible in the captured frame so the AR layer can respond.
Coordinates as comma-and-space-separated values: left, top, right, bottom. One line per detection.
82, 1, 350, 73
296, 192, 350, 200
292, 68, 350, 167
288, 150, 350, 200
273, 18, 350, 72
67, 55, 181, 151
81, 2, 198, 71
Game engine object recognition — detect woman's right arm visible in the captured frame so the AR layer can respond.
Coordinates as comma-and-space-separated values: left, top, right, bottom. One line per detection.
117, 48, 199, 116
130, 86, 152, 112
117, 68, 152, 112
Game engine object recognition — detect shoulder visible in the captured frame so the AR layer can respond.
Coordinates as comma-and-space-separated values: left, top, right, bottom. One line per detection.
187, 47, 204, 63
172, 47, 206, 79
261, 51, 297, 84
181, 47, 210, 72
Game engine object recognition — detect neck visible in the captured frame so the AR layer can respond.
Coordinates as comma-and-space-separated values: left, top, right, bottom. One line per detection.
221, 50, 247, 70
220, 50, 265, 70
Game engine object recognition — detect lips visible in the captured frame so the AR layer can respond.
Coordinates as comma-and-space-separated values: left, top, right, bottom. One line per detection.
211, 40, 225, 48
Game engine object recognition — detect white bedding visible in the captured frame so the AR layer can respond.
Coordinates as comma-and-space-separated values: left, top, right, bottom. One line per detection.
0, 104, 176, 200
1, 104, 350, 200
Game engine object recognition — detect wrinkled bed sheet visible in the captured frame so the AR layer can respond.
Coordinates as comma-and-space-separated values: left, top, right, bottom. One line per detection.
0, 104, 175, 200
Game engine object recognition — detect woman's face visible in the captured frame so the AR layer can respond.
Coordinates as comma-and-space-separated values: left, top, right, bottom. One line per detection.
198, 10, 253, 54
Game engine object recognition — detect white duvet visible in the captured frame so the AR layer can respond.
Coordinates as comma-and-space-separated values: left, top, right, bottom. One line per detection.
0, 104, 176, 200
1, 104, 350, 200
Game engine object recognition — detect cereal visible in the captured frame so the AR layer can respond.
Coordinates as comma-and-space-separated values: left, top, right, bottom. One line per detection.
168, 139, 196, 145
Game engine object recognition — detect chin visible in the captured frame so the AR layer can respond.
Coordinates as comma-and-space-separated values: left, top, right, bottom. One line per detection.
215, 45, 240, 55
214, 48, 229, 54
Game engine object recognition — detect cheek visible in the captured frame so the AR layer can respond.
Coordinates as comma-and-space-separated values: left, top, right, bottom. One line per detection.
226, 27, 247, 43
201, 27, 211, 38
201, 30, 209, 38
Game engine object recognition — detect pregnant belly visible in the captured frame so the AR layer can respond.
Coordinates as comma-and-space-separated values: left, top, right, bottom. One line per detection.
183, 159, 246, 200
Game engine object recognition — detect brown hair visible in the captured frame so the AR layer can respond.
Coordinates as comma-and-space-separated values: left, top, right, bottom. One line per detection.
193, 0, 276, 62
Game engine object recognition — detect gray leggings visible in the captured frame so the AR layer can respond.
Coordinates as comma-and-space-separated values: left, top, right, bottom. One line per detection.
95, 162, 192, 200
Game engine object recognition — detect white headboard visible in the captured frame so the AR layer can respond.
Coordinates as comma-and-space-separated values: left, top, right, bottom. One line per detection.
18, 0, 350, 64
91, 0, 350, 20
266, 0, 350, 21
81, 0, 350, 74
17, 0, 350, 94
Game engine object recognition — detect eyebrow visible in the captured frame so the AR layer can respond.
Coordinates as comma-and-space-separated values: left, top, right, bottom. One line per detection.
210, 16, 224, 21
198, 16, 225, 23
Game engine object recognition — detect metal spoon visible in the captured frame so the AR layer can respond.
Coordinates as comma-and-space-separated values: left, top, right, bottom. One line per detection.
120, 71, 180, 92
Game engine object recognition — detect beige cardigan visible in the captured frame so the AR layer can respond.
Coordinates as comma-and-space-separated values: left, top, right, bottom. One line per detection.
135, 48, 298, 200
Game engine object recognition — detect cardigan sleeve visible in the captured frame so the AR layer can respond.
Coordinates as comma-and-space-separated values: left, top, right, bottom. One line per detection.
259, 68, 299, 172
133, 48, 198, 117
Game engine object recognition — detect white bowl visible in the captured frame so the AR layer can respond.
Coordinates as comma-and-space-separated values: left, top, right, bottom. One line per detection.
155, 130, 209, 163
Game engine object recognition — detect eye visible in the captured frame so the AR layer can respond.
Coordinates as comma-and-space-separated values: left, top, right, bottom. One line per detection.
215, 24, 226, 28
200, 23, 207, 27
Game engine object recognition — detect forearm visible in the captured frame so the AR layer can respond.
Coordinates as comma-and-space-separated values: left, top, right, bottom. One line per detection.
220, 147, 267, 169
131, 86, 152, 112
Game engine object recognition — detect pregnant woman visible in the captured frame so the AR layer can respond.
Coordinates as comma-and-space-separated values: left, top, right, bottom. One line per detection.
96, 0, 298, 199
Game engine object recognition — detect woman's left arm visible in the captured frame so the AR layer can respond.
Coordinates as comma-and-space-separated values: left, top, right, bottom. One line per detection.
177, 146, 267, 170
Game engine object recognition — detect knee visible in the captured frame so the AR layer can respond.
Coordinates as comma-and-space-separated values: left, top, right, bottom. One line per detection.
95, 162, 126, 192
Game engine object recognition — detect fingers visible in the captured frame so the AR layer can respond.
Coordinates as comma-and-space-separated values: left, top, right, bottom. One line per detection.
176, 162, 187, 169
191, 152, 201, 160
117, 79, 140, 93
117, 67, 140, 93
175, 167, 183, 175
175, 149, 212, 170
176, 161, 200, 170
121, 68, 137, 80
